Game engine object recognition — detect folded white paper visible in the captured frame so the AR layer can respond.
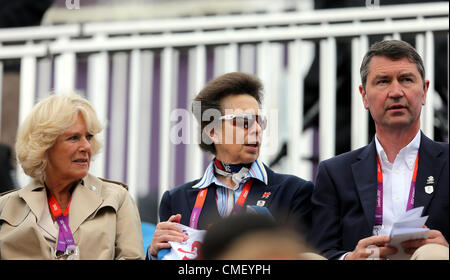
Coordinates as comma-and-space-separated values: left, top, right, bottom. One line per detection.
160, 224, 207, 260
388, 206, 429, 260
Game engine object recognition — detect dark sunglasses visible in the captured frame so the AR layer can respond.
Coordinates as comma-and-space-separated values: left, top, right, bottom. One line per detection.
219, 114, 267, 130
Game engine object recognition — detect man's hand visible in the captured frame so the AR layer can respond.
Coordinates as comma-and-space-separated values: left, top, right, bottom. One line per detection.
149, 214, 189, 257
401, 228, 449, 255
345, 235, 397, 260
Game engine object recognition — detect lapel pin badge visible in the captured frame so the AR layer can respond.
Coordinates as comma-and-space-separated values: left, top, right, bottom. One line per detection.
256, 200, 265, 207
425, 176, 434, 195
262, 192, 271, 199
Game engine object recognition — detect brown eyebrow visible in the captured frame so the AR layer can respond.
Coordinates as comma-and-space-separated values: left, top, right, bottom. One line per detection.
398, 72, 417, 79
373, 74, 390, 80
373, 72, 417, 81
371, 75, 391, 84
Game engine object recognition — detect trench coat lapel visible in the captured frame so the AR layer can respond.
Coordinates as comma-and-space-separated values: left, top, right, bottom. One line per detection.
18, 181, 59, 245
18, 181, 46, 224
17, 176, 103, 235
69, 175, 103, 234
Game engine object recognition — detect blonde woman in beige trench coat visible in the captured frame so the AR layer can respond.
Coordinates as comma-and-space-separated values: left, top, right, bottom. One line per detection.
0, 93, 144, 260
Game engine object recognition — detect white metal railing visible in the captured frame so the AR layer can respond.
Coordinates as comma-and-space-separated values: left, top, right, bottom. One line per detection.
0, 2, 448, 216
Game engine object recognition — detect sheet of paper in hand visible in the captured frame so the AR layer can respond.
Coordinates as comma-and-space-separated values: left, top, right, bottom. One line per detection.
388, 206, 429, 260
160, 223, 207, 260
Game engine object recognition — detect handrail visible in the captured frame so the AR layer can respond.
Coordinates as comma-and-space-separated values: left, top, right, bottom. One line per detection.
82, 2, 449, 35
0, 17, 447, 59
0, 24, 80, 43
0, 2, 447, 43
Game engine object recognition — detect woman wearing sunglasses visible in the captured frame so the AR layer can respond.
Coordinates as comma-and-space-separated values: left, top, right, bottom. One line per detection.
149, 72, 320, 259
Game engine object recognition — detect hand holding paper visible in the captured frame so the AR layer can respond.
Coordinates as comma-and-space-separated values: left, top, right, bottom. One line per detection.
388, 206, 429, 260
158, 224, 206, 260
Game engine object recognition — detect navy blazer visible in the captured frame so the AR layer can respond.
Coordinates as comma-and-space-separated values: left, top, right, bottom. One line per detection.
159, 164, 314, 240
311, 132, 449, 259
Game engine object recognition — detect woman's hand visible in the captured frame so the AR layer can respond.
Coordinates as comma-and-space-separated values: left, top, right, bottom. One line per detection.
149, 214, 189, 257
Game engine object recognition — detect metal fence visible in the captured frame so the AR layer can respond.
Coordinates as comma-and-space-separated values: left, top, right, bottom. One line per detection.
0, 2, 448, 222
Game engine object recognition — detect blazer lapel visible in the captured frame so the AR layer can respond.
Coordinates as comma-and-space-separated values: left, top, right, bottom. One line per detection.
197, 185, 220, 230
246, 177, 272, 207
351, 140, 378, 229
414, 133, 446, 213
244, 162, 272, 207
187, 187, 199, 213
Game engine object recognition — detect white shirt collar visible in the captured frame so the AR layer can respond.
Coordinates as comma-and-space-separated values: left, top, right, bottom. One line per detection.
375, 130, 421, 170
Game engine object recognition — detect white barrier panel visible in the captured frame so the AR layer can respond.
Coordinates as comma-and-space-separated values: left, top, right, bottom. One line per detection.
319, 36, 336, 162
87, 49, 108, 179
351, 35, 369, 151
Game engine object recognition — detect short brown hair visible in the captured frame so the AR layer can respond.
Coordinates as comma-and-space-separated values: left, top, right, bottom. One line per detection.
360, 40, 426, 90
192, 72, 264, 154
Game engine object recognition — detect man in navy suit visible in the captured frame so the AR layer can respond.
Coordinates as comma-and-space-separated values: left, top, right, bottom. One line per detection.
148, 72, 316, 259
312, 40, 449, 260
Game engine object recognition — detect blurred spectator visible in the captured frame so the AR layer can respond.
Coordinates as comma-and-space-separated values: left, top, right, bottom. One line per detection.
200, 213, 325, 260
0, 143, 16, 193
0, 0, 54, 27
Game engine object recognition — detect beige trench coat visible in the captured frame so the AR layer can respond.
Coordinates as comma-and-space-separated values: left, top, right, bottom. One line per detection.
0, 173, 144, 260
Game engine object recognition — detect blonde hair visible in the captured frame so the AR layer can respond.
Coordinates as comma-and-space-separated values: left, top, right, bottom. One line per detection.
15, 93, 104, 183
